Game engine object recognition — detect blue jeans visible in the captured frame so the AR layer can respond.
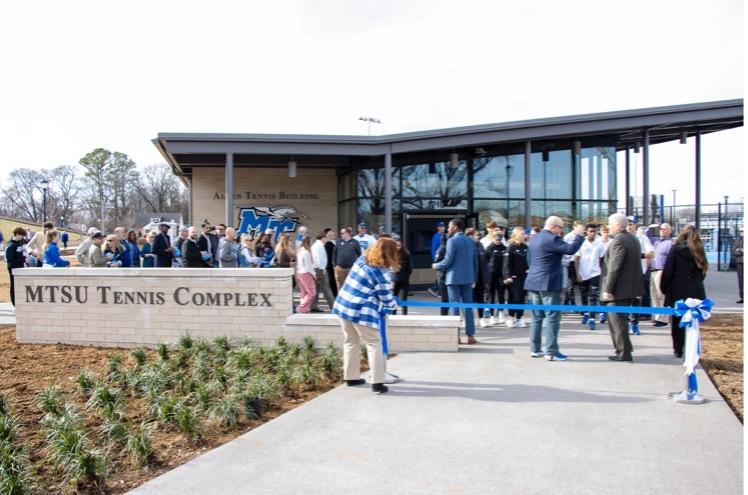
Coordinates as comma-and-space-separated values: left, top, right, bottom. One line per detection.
447, 283, 475, 337
528, 290, 562, 355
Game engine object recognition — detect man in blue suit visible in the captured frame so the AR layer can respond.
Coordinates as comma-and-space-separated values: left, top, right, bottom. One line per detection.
524, 216, 585, 361
433, 218, 479, 344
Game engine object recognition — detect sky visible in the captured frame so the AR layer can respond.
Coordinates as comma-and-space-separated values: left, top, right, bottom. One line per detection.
0, 0, 743, 206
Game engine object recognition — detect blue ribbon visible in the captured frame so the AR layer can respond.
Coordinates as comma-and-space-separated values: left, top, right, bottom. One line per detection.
379, 314, 389, 356
673, 298, 713, 328
395, 299, 673, 315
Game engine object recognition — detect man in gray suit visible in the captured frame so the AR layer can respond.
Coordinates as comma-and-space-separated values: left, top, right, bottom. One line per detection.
600, 213, 644, 362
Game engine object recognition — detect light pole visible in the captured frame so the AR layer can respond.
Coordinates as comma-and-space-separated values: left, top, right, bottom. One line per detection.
358, 116, 381, 136
40, 178, 49, 223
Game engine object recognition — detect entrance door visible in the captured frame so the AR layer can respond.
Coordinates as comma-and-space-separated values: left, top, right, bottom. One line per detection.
403, 211, 467, 286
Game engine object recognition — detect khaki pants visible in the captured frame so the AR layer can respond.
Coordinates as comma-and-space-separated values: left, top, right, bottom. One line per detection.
650, 270, 669, 323
339, 318, 385, 384
334, 266, 350, 290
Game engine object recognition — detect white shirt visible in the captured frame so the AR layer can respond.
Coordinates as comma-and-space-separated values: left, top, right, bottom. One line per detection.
311, 239, 327, 270
636, 232, 654, 274
576, 238, 605, 281
562, 231, 578, 266
295, 247, 315, 275
354, 233, 377, 251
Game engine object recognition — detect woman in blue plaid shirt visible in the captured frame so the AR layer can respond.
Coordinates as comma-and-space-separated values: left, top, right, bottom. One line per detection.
333, 236, 400, 394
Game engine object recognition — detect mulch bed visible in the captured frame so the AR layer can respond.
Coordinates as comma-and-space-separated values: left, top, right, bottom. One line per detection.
699, 314, 743, 421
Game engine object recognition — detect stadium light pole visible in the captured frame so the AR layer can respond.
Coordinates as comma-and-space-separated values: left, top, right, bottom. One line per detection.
358, 116, 381, 136
40, 178, 49, 223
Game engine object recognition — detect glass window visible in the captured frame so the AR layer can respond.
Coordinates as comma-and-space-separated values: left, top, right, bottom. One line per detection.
358, 199, 400, 236
578, 201, 615, 225
338, 200, 356, 230
473, 154, 525, 198
531, 150, 572, 199
530, 200, 573, 228
473, 199, 525, 229
401, 161, 467, 198
357, 167, 400, 197
337, 172, 356, 201
577, 147, 616, 201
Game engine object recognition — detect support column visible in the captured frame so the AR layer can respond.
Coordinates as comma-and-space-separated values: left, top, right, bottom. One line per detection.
642, 129, 650, 226
695, 130, 702, 231
625, 147, 631, 216
384, 152, 393, 234
524, 140, 532, 228
225, 153, 234, 228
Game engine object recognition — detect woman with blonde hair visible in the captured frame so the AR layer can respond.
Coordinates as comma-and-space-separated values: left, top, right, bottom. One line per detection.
503, 226, 530, 327
103, 234, 125, 267
274, 233, 296, 268
660, 224, 708, 358
333, 237, 400, 394
43, 229, 70, 267
141, 231, 157, 268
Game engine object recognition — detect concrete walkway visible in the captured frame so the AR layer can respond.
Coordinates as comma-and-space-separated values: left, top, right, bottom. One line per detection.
130, 319, 743, 495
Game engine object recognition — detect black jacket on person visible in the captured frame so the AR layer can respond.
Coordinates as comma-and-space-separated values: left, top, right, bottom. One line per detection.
5, 239, 27, 270
199, 233, 219, 264
660, 243, 707, 307
485, 242, 506, 276
324, 240, 335, 271
394, 248, 412, 283
332, 238, 361, 268
434, 235, 448, 283
474, 240, 490, 286
182, 238, 208, 268
503, 242, 529, 281
152, 232, 173, 268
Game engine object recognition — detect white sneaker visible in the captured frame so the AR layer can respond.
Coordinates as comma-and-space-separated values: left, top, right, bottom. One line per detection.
383, 372, 400, 384
488, 316, 496, 326
479, 317, 488, 328
505, 317, 516, 328
516, 318, 527, 328
497, 311, 506, 324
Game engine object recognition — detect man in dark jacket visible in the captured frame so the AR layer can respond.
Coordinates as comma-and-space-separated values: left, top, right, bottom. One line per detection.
324, 229, 338, 296
332, 228, 361, 289
732, 227, 744, 304
524, 216, 585, 360
152, 223, 173, 267
182, 227, 208, 268
198, 222, 219, 267
601, 213, 644, 362
5, 227, 28, 307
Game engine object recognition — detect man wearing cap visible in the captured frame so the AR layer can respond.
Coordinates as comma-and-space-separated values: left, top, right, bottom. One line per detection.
428, 222, 446, 297
152, 223, 174, 268
87, 233, 108, 267
76, 227, 100, 266
626, 216, 654, 335
353, 223, 377, 251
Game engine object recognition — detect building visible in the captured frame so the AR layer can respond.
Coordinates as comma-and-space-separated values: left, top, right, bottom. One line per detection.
154, 99, 742, 281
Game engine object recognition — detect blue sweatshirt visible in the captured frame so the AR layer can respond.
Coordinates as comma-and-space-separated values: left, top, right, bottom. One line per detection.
44, 242, 70, 267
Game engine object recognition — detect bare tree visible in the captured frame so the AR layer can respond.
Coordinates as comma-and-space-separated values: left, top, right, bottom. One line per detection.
134, 163, 186, 213
0, 168, 47, 221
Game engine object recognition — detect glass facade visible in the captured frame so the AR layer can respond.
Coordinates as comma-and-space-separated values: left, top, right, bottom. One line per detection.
339, 146, 616, 234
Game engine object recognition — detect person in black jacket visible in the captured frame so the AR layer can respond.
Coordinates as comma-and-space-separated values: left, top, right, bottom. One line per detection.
503, 227, 530, 328
324, 229, 338, 296
198, 222, 219, 267
732, 227, 743, 303
433, 233, 450, 316
467, 229, 490, 326
485, 234, 507, 325
391, 234, 412, 315
660, 224, 708, 358
152, 223, 174, 267
5, 227, 28, 307
182, 227, 209, 268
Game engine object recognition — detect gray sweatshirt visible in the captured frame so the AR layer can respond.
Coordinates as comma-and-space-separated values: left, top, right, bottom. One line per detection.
219, 238, 238, 268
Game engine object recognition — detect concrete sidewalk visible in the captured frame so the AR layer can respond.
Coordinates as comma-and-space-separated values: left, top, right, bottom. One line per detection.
130, 319, 743, 495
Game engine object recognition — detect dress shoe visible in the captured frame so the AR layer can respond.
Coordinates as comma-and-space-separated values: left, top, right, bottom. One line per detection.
372, 383, 389, 394
673, 351, 683, 359
737, 299, 744, 304
467, 336, 478, 345
608, 355, 633, 362
346, 379, 366, 386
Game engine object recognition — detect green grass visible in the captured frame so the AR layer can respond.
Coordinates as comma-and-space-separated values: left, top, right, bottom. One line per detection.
0, 217, 84, 244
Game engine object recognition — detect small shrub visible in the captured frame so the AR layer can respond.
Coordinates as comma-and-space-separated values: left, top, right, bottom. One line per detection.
130, 348, 148, 368
86, 386, 122, 421
0, 413, 22, 443
209, 395, 240, 428
303, 336, 315, 353
178, 334, 194, 350
0, 441, 36, 495
126, 424, 152, 466
192, 384, 214, 414
295, 363, 319, 389
173, 402, 202, 440
99, 418, 128, 444
320, 342, 343, 380
156, 395, 179, 425
75, 369, 97, 397
231, 347, 253, 371
34, 385, 64, 416
194, 338, 211, 355
157, 342, 169, 361
213, 336, 231, 352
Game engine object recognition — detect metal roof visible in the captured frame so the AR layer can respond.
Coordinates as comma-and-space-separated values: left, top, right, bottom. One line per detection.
154, 99, 743, 179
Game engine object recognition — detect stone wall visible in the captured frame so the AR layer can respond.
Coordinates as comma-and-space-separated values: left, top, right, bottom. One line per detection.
13, 268, 460, 352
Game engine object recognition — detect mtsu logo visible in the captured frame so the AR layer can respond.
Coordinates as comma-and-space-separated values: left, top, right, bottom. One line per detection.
237, 205, 309, 241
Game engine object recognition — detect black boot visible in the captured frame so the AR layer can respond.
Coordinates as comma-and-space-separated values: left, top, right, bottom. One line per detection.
372, 383, 388, 394
346, 379, 366, 386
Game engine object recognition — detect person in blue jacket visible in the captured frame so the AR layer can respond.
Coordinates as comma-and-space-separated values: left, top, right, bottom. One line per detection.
60, 231, 69, 248
433, 218, 479, 344
43, 230, 70, 267
524, 216, 585, 361
124, 230, 141, 267
427, 221, 446, 297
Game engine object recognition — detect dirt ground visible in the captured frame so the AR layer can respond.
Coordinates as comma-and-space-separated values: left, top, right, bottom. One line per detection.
700, 314, 744, 421
0, 325, 338, 494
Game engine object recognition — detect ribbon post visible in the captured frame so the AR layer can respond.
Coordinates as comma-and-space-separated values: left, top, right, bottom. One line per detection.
667, 298, 713, 404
